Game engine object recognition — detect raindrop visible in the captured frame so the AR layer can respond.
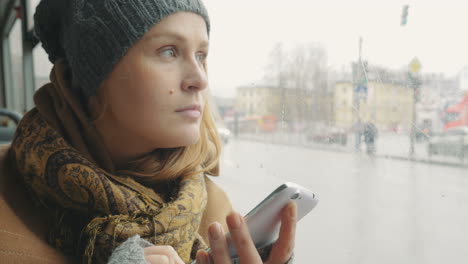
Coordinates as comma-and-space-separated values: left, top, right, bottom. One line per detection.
281, 103, 286, 131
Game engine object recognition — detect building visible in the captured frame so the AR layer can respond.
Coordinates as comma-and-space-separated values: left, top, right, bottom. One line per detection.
333, 82, 354, 128
458, 66, 468, 92
212, 96, 235, 120
236, 86, 279, 117
235, 85, 333, 129
418, 73, 460, 132
334, 81, 414, 131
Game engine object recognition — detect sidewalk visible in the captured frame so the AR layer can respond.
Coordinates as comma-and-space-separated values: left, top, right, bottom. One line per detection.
237, 132, 468, 168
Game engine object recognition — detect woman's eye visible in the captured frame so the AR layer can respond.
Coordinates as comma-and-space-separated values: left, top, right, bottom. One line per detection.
196, 53, 207, 63
160, 48, 176, 58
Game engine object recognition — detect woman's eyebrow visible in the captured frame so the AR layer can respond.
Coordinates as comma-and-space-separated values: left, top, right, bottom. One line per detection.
143, 31, 209, 48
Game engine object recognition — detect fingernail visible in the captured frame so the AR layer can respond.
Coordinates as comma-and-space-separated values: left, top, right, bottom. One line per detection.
196, 251, 209, 264
227, 211, 242, 230
202, 253, 211, 264
161, 256, 170, 264
209, 222, 222, 241
289, 202, 297, 218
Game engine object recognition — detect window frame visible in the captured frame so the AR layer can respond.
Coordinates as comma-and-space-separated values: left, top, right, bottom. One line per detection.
0, 0, 36, 113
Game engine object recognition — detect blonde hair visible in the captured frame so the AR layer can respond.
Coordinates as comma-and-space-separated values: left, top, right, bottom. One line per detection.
89, 91, 222, 185
120, 99, 222, 184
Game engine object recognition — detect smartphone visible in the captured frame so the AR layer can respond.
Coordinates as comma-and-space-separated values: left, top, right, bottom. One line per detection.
191, 182, 318, 263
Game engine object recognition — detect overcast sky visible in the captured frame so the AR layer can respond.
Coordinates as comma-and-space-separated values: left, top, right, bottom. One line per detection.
203, 0, 468, 97
29, 0, 468, 98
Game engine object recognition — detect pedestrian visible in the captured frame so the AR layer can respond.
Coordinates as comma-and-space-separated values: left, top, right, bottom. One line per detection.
363, 122, 378, 154
6, 0, 297, 263
354, 120, 364, 151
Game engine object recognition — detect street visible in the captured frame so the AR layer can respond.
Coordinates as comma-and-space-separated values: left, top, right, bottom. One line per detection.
211, 139, 468, 264
239, 131, 468, 166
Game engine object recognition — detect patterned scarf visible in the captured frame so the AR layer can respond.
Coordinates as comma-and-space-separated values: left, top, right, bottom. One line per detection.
8, 60, 211, 263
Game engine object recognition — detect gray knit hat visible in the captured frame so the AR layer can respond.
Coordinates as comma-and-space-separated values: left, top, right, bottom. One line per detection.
34, 0, 210, 98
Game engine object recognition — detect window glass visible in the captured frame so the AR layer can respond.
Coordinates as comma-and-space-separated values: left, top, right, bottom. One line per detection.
8, 19, 24, 113
21, 0, 468, 262
32, 42, 53, 90
204, 0, 468, 263
26, 0, 35, 31
30, 0, 53, 90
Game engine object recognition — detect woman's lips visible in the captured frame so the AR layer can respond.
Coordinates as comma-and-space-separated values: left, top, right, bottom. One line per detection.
175, 105, 202, 119
176, 109, 201, 119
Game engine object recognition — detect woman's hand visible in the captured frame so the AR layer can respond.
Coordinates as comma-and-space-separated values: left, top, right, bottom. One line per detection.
144, 245, 185, 264
196, 202, 297, 264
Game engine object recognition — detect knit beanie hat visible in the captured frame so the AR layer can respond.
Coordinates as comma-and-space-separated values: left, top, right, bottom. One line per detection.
34, 0, 210, 98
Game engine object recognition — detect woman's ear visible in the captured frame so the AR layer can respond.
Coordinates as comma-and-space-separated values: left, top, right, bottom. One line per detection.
87, 93, 107, 122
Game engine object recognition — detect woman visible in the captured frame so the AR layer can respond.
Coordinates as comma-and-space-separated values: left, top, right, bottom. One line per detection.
8, 0, 297, 263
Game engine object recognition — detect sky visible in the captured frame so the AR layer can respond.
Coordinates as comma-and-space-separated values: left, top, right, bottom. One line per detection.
28, 0, 468, 98
203, 0, 468, 97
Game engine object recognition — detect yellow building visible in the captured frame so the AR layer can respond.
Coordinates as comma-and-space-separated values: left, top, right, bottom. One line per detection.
236, 86, 333, 124
334, 81, 414, 130
236, 86, 278, 117
334, 82, 354, 128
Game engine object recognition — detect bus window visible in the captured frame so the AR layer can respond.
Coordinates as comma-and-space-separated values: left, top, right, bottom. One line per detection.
30, 0, 52, 90
8, 19, 24, 113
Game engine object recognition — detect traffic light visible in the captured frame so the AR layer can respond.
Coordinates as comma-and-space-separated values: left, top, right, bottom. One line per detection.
414, 86, 421, 102
401, 5, 409, 26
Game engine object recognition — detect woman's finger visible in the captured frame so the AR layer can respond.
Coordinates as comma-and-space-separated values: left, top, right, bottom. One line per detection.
207, 222, 231, 263
195, 250, 211, 264
144, 245, 175, 256
226, 211, 262, 264
145, 254, 169, 264
267, 202, 297, 264
143, 245, 185, 264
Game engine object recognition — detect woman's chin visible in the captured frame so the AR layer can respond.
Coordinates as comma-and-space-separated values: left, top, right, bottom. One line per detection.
178, 135, 200, 147
168, 130, 200, 148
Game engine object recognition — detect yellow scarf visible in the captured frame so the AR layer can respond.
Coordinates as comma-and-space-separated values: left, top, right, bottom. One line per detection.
8, 60, 230, 263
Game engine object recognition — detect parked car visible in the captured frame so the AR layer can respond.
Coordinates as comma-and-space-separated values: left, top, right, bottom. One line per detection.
415, 127, 431, 142
217, 125, 232, 144
427, 126, 468, 158
306, 126, 347, 146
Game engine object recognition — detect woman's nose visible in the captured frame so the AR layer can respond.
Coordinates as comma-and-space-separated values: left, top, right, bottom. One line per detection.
181, 59, 208, 93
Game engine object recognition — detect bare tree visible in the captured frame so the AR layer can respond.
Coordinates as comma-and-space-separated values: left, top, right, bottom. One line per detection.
264, 43, 286, 87
263, 42, 330, 127
287, 43, 328, 124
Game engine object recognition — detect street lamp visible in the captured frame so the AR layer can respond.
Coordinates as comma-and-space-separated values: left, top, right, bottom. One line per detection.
401, 5, 409, 26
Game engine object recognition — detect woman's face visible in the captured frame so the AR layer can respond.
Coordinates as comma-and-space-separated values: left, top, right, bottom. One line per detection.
95, 12, 209, 163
